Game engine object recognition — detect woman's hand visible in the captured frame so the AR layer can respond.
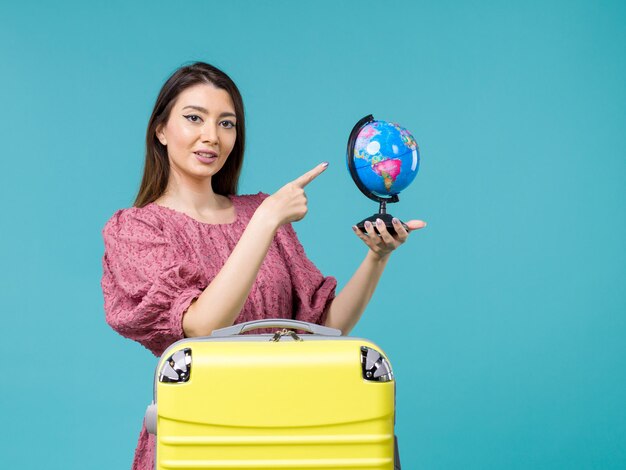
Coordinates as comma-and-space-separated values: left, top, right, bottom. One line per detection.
256, 162, 328, 230
352, 218, 426, 260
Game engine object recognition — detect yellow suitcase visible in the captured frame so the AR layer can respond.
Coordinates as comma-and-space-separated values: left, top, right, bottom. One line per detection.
145, 319, 401, 469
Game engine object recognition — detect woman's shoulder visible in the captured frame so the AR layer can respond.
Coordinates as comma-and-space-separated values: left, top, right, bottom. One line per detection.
102, 204, 165, 241
233, 191, 269, 204
231, 192, 269, 211
103, 193, 270, 239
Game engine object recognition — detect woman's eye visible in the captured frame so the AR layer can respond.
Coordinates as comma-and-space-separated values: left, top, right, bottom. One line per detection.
184, 114, 202, 123
220, 120, 236, 129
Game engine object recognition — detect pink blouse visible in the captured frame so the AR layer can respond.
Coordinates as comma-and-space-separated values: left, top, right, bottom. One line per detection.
101, 192, 337, 470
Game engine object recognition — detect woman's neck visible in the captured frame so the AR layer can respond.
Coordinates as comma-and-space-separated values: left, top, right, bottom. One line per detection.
157, 175, 227, 214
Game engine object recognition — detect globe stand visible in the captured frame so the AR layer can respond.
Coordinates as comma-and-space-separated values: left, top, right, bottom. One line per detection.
356, 199, 409, 236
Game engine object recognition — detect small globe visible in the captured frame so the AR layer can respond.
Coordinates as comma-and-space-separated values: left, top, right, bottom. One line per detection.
348, 119, 420, 199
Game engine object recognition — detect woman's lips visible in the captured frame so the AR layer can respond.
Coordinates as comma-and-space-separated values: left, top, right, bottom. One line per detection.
194, 152, 217, 164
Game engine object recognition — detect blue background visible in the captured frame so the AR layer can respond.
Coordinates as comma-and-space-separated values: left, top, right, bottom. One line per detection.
1, 1, 625, 468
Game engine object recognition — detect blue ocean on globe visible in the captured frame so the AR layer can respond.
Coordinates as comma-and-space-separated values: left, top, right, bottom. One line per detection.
351, 121, 420, 197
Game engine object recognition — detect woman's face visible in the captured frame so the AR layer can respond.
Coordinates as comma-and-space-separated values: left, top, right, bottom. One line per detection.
156, 83, 237, 184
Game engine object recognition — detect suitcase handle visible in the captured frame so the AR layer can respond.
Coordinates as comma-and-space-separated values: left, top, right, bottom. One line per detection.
211, 319, 342, 337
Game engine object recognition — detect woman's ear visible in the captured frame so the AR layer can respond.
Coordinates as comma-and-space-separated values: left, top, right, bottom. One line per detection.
156, 124, 167, 146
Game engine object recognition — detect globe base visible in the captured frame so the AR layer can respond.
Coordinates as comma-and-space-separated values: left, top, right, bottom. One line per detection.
356, 213, 409, 236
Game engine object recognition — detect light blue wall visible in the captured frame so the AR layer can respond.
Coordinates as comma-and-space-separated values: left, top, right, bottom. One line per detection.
1, 1, 624, 468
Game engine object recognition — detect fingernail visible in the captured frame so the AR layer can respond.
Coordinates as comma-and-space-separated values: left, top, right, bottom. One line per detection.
321, 161, 329, 167
376, 218, 383, 225
392, 218, 399, 224
365, 221, 372, 228
352, 225, 358, 231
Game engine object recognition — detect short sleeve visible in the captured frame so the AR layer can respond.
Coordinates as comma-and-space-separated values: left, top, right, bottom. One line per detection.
275, 223, 337, 326
101, 209, 207, 356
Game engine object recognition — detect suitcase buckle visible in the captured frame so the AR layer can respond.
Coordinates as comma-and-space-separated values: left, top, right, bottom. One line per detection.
270, 328, 303, 342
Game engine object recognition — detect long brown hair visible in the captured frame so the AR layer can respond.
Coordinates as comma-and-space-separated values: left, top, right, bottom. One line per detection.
134, 62, 246, 207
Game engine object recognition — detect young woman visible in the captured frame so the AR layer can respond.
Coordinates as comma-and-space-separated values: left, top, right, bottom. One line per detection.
101, 61, 425, 469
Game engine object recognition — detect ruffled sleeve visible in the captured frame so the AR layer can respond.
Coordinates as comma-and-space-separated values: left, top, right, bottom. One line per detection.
101, 208, 207, 356
275, 222, 337, 326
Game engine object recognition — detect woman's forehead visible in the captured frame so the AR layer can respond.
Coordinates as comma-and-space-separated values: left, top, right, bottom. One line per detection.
174, 83, 235, 113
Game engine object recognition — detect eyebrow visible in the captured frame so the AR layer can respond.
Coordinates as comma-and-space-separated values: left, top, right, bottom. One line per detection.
182, 105, 236, 119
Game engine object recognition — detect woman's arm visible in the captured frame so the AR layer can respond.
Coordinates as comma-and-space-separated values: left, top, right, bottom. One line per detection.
324, 250, 390, 335
324, 217, 426, 335
181, 211, 275, 337
182, 163, 328, 337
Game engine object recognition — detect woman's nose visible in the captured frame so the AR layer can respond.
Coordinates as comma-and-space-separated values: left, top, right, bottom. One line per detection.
201, 123, 218, 144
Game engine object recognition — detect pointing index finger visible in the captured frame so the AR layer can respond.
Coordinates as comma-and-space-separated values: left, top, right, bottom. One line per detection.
292, 162, 329, 188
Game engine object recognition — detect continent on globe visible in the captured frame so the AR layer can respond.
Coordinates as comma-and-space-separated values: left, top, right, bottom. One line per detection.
355, 150, 368, 162
372, 159, 402, 191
